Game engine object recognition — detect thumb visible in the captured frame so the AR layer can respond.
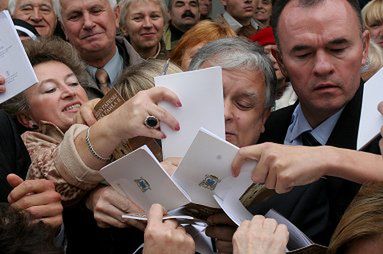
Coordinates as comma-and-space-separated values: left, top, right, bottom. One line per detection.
7, 174, 24, 188
232, 145, 263, 177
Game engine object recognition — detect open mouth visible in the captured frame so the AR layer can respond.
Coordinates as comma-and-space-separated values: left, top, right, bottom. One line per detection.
63, 103, 81, 112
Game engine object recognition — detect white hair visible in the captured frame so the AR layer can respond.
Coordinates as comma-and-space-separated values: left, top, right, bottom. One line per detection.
9, 0, 57, 15
8, 0, 17, 14
53, 0, 117, 21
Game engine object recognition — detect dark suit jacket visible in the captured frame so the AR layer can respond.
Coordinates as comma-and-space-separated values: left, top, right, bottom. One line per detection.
0, 110, 30, 202
250, 84, 381, 245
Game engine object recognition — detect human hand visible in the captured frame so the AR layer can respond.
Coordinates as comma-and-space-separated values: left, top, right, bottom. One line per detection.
7, 174, 63, 229
86, 185, 145, 230
103, 87, 181, 141
143, 204, 195, 254
206, 213, 237, 253
232, 143, 329, 193
74, 98, 100, 126
161, 157, 182, 176
233, 215, 289, 254
0, 75, 5, 93
379, 101, 383, 155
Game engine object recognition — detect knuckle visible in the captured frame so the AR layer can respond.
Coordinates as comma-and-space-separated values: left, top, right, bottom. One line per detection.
144, 227, 158, 241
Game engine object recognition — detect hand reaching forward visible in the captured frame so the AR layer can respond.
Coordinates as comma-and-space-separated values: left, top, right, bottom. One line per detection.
7, 174, 63, 229
86, 185, 145, 230
233, 215, 289, 254
232, 143, 329, 193
143, 204, 195, 254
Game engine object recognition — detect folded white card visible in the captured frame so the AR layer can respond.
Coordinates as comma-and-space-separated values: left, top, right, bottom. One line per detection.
100, 146, 190, 211
0, 11, 38, 103
154, 67, 225, 159
357, 66, 383, 150
213, 172, 254, 226
173, 128, 256, 208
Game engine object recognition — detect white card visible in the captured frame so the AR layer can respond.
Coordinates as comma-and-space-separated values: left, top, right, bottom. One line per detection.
0, 11, 38, 103
100, 146, 190, 211
172, 128, 256, 208
357, 67, 383, 150
154, 67, 225, 158
213, 171, 254, 226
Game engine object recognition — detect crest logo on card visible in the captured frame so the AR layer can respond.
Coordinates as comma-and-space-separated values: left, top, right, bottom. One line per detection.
134, 177, 151, 192
199, 174, 221, 191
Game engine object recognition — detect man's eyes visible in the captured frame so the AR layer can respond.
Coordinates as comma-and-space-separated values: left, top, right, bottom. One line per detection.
67, 13, 81, 20
20, 5, 33, 11
88, 6, 104, 15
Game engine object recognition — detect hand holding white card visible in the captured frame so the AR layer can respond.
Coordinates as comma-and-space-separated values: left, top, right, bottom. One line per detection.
154, 67, 225, 158
0, 11, 38, 103
100, 146, 190, 211
357, 67, 383, 150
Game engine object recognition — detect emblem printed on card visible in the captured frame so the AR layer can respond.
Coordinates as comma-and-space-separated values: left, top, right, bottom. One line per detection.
199, 174, 221, 191
134, 177, 151, 192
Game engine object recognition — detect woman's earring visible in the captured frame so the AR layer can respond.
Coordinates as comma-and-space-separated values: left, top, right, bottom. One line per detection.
30, 121, 38, 129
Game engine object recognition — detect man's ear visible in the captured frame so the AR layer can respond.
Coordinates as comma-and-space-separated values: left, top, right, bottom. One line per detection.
272, 48, 289, 81
16, 113, 37, 129
260, 109, 271, 134
361, 29, 370, 66
114, 4, 121, 29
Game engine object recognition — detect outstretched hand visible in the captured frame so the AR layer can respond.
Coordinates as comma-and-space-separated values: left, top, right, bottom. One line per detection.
233, 215, 289, 254
232, 143, 329, 193
143, 204, 195, 254
7, 174, 63, 229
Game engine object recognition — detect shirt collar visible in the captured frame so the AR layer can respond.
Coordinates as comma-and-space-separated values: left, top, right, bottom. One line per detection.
222, 11, 260, 32
86, 47, 123, 87
285, 103, 344, 145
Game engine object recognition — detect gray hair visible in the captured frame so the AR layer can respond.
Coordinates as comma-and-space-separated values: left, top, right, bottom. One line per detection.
119, 0, 169, 30
8, 0, 56, 15
189, 37, 277, 109
8, 0, 16, 14
53, 0, 117, 21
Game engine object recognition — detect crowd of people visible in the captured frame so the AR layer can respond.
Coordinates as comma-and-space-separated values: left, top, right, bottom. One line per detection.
0, 0, 383, 253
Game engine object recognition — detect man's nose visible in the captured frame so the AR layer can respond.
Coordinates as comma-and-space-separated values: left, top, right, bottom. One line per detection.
83, 12, 95, 30
224, 100, 234, 121
30, 8, 43, 22
313, 51, 335, 76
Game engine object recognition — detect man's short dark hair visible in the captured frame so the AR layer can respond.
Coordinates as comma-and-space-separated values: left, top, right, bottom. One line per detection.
270, 0, 364, 46
0, 203, 63, 254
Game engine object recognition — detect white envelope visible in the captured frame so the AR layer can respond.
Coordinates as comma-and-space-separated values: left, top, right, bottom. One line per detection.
154, 66, 225, 158
0, 11, 38, 103
357, 66, 383, 150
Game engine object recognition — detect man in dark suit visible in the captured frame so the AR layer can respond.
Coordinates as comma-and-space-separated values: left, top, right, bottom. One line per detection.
206, 0, 381, 251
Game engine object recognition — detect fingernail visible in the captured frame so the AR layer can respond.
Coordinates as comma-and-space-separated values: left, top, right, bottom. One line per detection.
161, 133, 167, 139
174, 123, 180, 131
177, 101, 182, 107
